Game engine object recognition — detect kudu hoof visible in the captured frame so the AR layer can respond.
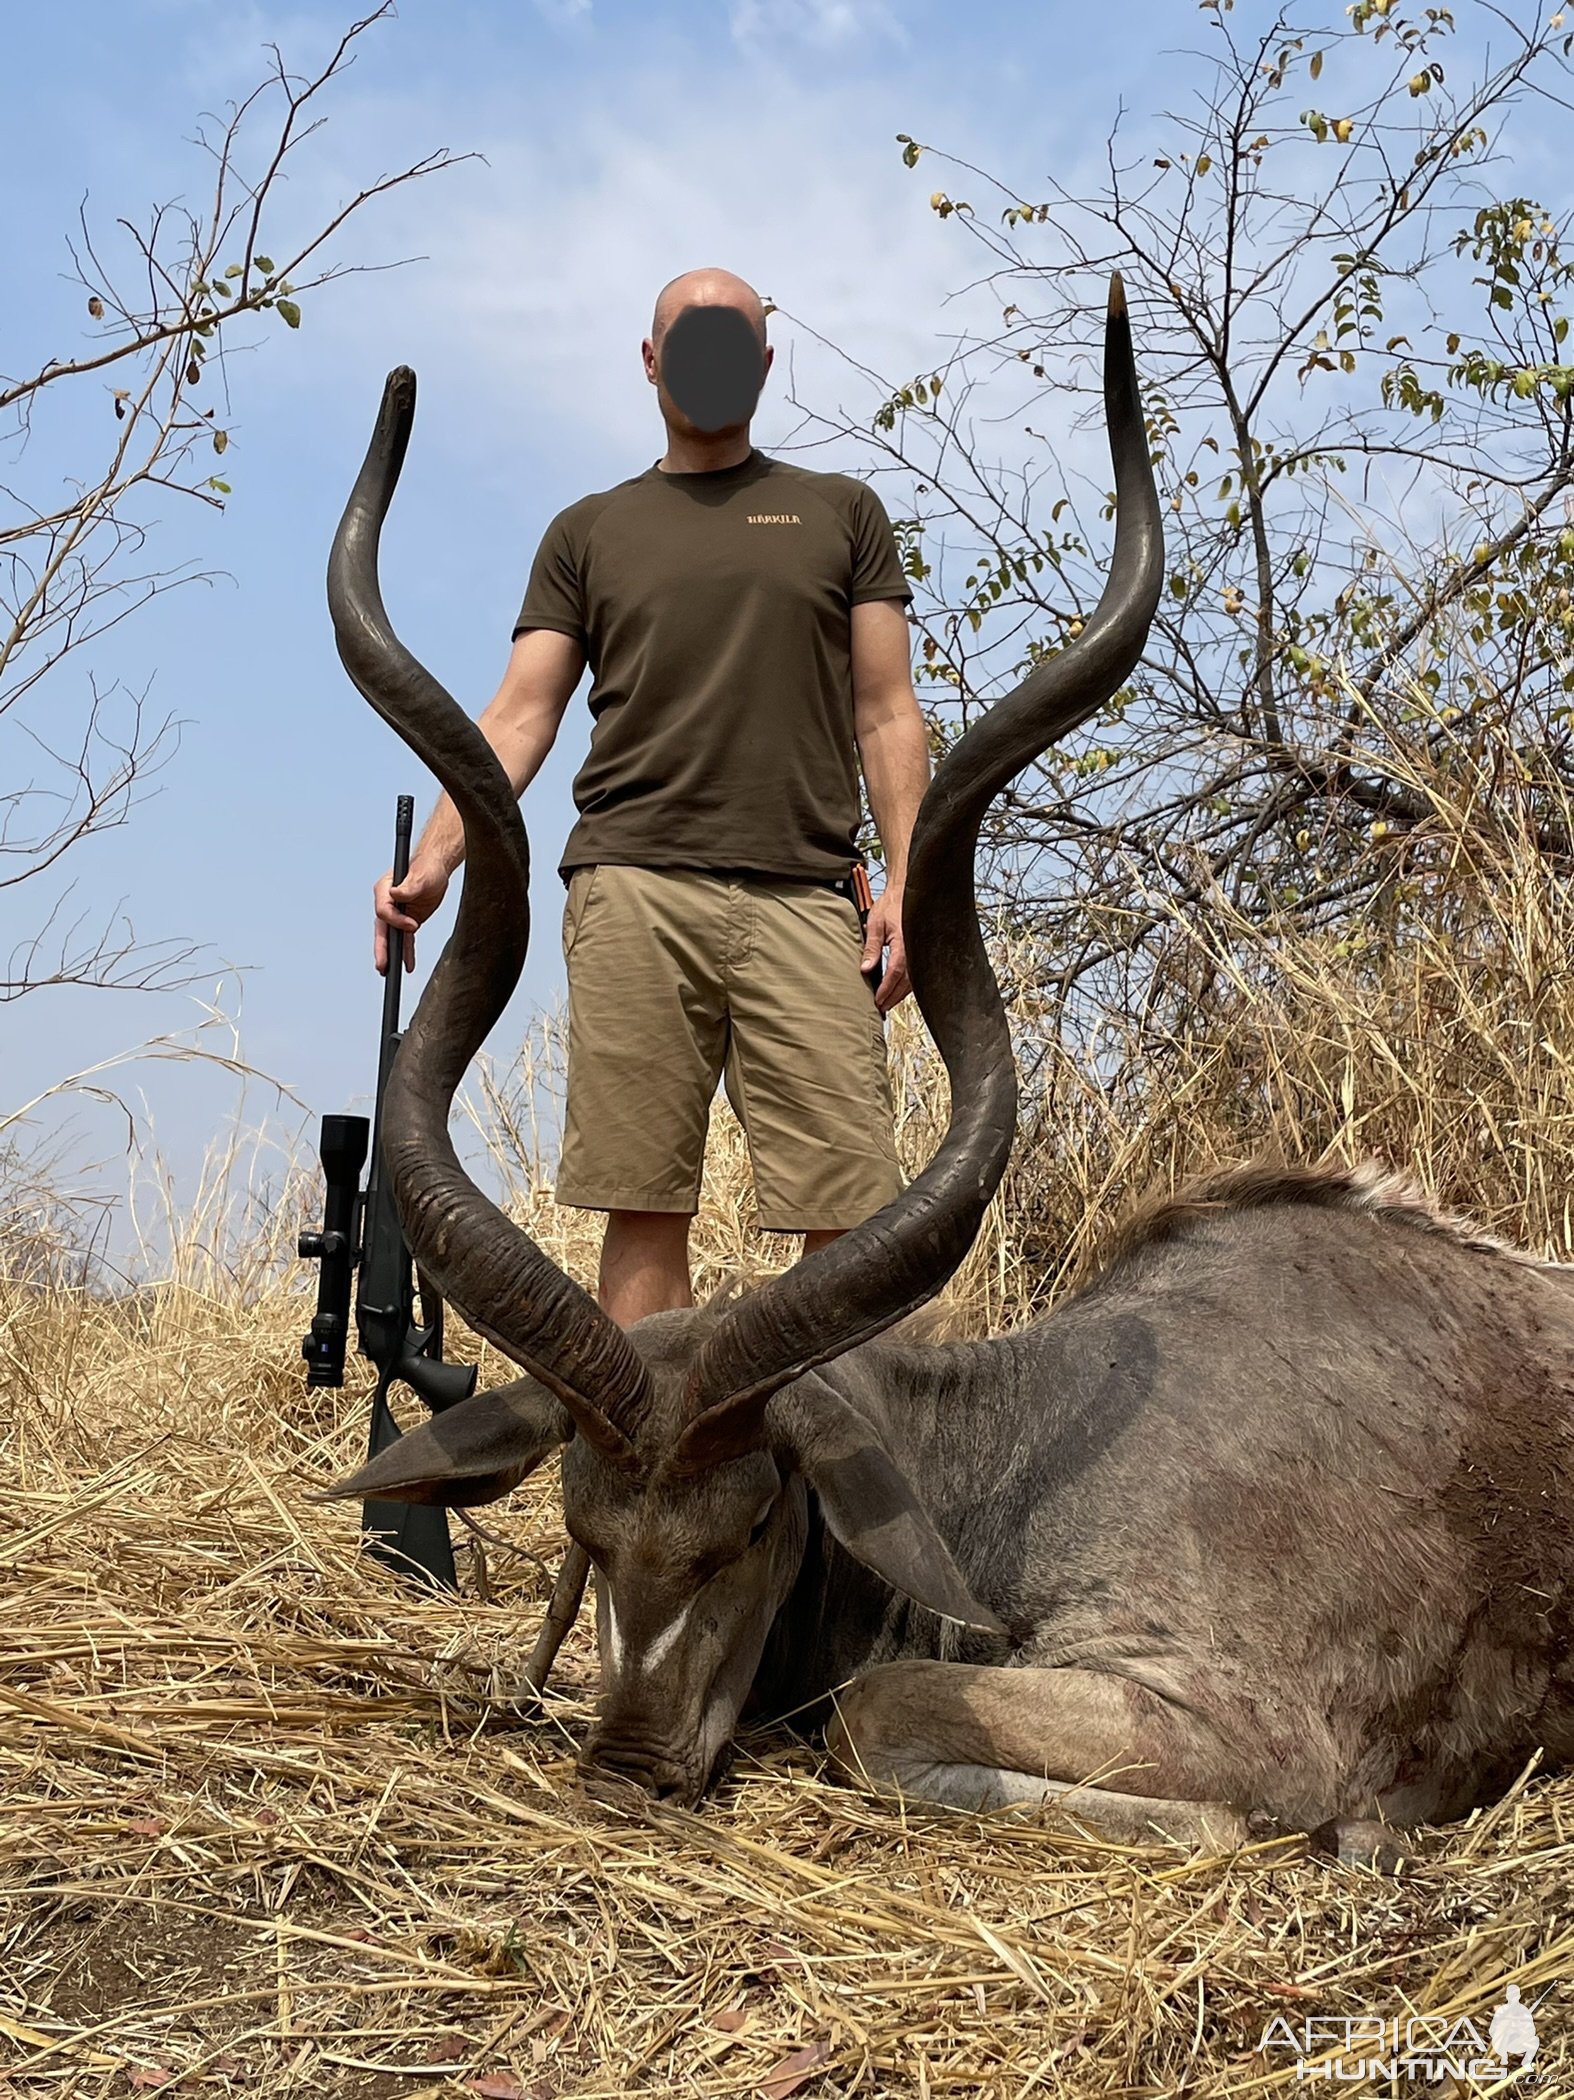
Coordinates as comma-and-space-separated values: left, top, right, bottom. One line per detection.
1309, 1816, 1417, 1874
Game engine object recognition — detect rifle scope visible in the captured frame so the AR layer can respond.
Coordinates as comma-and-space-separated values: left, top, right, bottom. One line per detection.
299, 1112, 369, 1387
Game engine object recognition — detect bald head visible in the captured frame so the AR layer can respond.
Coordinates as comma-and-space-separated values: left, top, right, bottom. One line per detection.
651, 267, 768, 349
645, 268, 773, 446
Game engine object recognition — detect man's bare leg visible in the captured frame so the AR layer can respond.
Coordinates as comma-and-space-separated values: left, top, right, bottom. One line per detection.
600, 1209, 693, 1325
600, 1220, 840, 1323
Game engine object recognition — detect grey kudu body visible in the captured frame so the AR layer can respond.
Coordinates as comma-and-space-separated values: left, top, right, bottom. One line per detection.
325, 284, 1574, 1853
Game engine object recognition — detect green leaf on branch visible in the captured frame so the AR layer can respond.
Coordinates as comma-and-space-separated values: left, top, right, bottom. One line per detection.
275, 299, 302, 329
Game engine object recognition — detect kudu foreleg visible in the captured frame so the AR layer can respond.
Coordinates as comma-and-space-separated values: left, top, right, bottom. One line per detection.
826, 1660, 1255, 1851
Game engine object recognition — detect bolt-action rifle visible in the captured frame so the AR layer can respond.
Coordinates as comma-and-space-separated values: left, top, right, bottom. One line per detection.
298, 794, 477, 1588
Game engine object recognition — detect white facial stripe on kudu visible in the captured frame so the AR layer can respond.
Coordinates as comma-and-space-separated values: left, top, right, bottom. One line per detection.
642, 1600, 695, 1676
602, 1592, 693, 1678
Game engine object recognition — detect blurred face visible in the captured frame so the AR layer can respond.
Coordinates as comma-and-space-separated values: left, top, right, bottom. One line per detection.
651, 303, 767, 438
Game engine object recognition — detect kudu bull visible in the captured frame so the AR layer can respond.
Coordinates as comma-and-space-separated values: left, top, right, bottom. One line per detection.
323, 282, 1574, 1860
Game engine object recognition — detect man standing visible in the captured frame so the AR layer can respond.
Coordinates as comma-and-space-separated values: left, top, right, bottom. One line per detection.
374, 266, 930, 1326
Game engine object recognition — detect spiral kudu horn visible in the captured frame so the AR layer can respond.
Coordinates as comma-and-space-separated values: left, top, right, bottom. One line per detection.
674, 275, 1163, 1469
327, 367, 652, 1456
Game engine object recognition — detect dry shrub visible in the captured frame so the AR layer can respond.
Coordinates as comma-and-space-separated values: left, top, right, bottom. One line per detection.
992, 689, 1574, 1309
2, 698, 1572, 2094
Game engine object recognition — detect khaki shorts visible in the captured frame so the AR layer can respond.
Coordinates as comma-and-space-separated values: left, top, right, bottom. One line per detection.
557, 865, 902, 1232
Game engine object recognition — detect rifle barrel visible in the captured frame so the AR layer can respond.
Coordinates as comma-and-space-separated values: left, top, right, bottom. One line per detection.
369, 793, 414, 1180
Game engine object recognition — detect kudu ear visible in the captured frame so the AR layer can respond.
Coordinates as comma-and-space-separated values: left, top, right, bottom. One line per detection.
317, 1379, 573, 1509
774, 1386, 1003, 1635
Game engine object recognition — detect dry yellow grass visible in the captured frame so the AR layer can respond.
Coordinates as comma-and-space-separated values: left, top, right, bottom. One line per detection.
5, 703, 1574, 2095
6, 1168, 1573, 2100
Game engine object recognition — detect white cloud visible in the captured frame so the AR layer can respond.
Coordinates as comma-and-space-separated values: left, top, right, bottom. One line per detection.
156, 3, 1094, 514
728, 0, 903, 50
287, 59, 990, 482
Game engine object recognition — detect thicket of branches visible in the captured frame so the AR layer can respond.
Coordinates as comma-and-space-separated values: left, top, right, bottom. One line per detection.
1, 5, 461, 1003
806, 0, 1574, 1074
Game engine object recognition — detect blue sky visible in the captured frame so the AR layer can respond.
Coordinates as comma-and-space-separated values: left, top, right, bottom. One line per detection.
3, 0, 1560, 1234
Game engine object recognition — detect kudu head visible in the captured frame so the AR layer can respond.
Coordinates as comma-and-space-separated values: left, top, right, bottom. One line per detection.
321, 281, 1162, 1804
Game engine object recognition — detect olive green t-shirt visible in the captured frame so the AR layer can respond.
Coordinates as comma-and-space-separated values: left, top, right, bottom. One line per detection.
513, 449, 912, 880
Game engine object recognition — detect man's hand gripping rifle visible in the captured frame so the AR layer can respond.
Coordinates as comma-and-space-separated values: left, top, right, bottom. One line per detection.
298, 794, 477, 1589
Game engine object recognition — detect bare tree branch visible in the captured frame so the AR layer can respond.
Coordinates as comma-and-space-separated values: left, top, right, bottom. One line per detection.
787, 0, 1574, 1073
2, 3, 471, 1002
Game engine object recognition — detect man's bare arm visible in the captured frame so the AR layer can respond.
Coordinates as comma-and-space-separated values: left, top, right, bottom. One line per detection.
373, 627, 585, 972
851, 596, 929, 1012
